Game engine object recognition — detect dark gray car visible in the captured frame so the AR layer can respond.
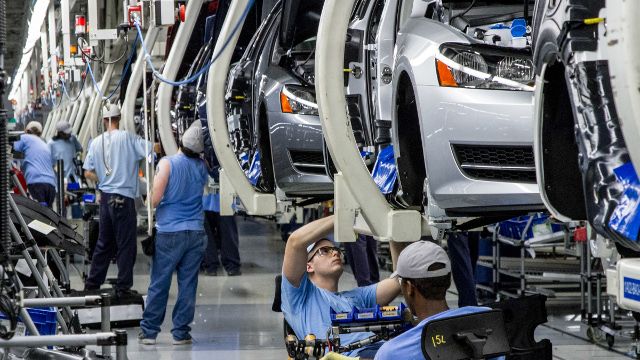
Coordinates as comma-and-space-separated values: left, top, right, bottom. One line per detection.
225, 0, 332, 198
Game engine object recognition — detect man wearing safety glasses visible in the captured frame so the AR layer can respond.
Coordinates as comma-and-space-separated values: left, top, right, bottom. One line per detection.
281, 215, 403, 358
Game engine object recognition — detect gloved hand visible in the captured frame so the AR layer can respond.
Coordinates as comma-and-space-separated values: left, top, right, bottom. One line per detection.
320, 352, 359, 360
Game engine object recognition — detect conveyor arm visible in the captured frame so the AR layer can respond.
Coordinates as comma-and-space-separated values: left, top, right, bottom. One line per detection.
156, 0, 204, 155
315, 0, 423, 242
206, 0, 276, 216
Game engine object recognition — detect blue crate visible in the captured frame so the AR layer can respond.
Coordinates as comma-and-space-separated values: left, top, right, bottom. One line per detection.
330, 307, 355, 323
497, 213, 563, 240
378, 303, 407, 321
355, 307, 378, 321
0, 307, 57, 335
26, 307, 57, 335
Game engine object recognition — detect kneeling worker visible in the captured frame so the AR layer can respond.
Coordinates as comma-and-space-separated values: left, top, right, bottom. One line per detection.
374, 241, 490, 360
282, 216, 402, 358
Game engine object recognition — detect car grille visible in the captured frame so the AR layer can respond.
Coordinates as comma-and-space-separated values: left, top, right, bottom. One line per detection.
289, 150, 326, 175
452, 144, 536, 183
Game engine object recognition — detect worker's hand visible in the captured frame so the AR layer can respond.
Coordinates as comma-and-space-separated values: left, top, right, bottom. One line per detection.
153, 142, 162, 154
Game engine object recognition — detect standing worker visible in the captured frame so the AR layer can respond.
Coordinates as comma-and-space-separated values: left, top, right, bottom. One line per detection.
201, 182, 242, 277
13, 121, 57, 207
139, 121, 209, 345
83, 103, 154, 298
48, 120, 83, 182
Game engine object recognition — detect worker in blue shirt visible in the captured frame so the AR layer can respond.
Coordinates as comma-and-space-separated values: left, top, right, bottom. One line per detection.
281, 216, 402, 358
374, 241, 495, 360
13, 121, 57, 207
139, 120, 209, 345
83, 103, 154, 298
48, 120, 82, 182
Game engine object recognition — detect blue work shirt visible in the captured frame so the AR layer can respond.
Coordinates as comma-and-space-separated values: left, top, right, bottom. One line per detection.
156, 153, 208, 233
281, 272, 378, 356
203, 193, 220, 212
14, 134, 57, 187
48, 135, 82, 181
83, 130, 152, 199
374, 306, 504, 360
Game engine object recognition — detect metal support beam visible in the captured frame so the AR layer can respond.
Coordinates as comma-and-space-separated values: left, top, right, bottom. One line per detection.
207, 0, 276, 216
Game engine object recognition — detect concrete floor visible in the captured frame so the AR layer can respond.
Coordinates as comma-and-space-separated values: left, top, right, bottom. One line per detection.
69, 217, 639, 359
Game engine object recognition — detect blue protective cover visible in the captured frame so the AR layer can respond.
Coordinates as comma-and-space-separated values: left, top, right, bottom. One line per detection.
245, 151, 262, 186
510, 18, 527, 37
609, 162, 640, 241
371, 145, 397, 195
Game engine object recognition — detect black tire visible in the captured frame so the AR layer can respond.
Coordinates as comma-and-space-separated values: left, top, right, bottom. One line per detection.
256, 106, 276, 193
394, 75, 426, 209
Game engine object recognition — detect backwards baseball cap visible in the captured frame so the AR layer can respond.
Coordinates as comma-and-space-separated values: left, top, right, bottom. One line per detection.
56, 120, 72, 134
391, 241, 451, 279
26, 121, 43, 133
182, 120, 204, 153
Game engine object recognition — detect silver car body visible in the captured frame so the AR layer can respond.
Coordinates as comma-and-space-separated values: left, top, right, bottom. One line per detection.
226, 2, 332, 197
348, 0, 543, 217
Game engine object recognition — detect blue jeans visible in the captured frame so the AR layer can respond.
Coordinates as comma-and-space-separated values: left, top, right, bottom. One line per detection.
448, 231, 478, 307
140, 230, 207, 340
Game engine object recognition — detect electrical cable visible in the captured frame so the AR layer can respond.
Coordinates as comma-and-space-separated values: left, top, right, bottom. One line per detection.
84, 30, 139, 101
449, 0, 477, 24
132, 0, 256, 86
78, 36, 131, 64
60, 75, 87, 102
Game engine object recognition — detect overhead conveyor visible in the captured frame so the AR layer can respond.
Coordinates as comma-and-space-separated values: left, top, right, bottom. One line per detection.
122, 25, 161, 133
78, 62, 115, 150
206, 0, 276, 216
156, 0, 204, 155
315, 0, 425, 242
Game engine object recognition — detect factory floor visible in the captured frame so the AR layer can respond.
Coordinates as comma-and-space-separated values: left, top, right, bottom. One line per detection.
68, 217, 637, 360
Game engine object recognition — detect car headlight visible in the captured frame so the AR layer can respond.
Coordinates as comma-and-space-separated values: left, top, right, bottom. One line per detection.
280, 85, 319, 115
436, 43, 534, 91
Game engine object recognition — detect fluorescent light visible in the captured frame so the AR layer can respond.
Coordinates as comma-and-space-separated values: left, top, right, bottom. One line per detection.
8, 0, 51, 101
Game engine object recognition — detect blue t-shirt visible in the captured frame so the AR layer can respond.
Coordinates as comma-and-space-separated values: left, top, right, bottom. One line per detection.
48, 135, 82, 181
156, 153, 208, 233
83, 130, 152, 199
14, 134, 57, 187
281, 272, 378, 356
375, 306, 504, 360
203, 193, 220, 212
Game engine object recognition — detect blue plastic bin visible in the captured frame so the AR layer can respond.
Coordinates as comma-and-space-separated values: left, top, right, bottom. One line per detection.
0, 307, 57, 335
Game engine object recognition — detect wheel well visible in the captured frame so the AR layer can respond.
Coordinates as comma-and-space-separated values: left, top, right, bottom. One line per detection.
394, 72, 427, 208
539, 61, 587, 220
256, 104, 275, 193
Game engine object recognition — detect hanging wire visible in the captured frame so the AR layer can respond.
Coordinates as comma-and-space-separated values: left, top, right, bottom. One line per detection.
84, 30, 140, 101
60, 75, 87, 102
132, 0, 256, 87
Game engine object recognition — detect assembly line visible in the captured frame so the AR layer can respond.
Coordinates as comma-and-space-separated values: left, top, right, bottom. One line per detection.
1, 0, 640, 359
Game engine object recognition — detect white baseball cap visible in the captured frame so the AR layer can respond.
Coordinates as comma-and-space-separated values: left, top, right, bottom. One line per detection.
391, 241, 451, 279
26, 121, 43, 133
102, 103, 121, 118
182, 120, 204, 154
55, 120, 72, 134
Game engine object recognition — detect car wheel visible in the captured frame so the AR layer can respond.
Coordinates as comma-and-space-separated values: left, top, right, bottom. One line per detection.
394, 75, 426, 209
257, 106, 276, 193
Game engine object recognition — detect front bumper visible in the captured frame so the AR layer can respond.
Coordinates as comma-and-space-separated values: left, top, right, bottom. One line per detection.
267, 111, 333, 196
415, 85, 542, 212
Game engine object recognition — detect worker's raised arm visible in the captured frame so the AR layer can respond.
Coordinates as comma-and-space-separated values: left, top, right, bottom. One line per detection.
282, 215, 335, 287
376, 241, 407, 305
